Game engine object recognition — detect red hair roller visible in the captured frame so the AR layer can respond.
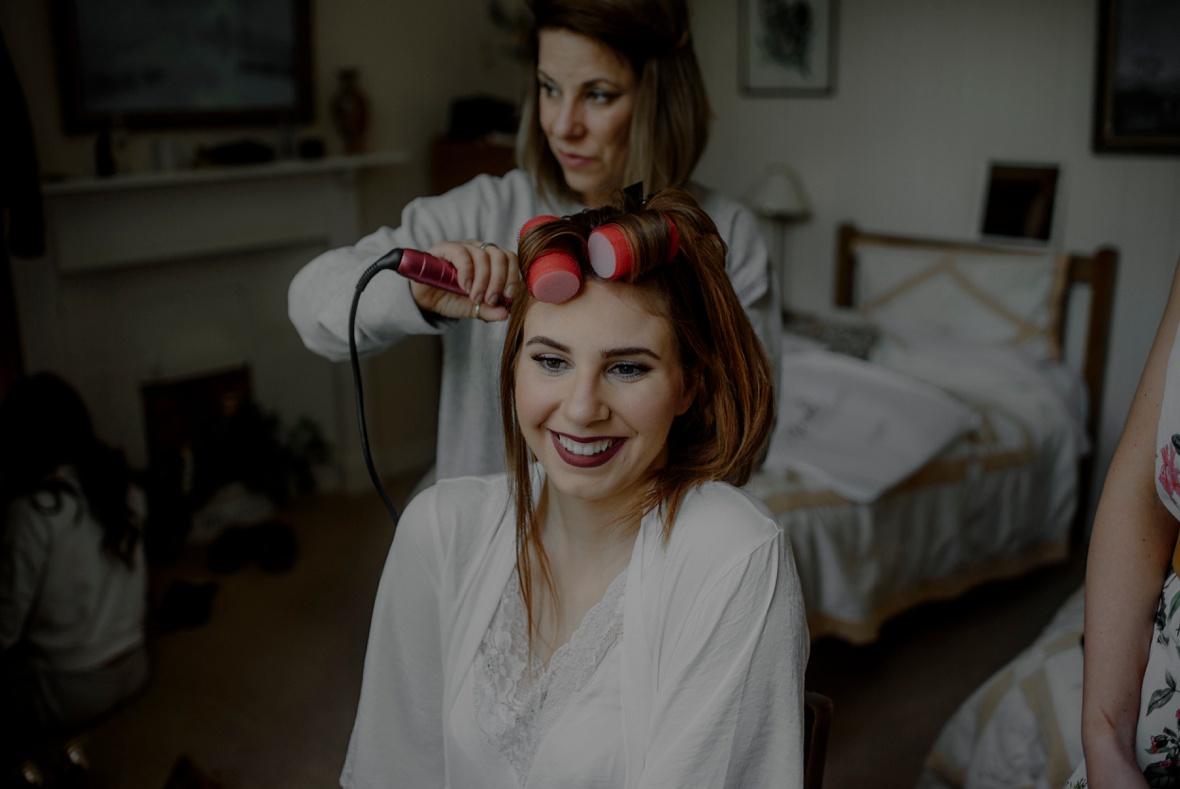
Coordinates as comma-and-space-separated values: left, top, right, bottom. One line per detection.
587, 216, 680, 281
587, 224, 631, 280
518, 214, 560, 243
519, 215, 582, 303
528, 250, 583, 303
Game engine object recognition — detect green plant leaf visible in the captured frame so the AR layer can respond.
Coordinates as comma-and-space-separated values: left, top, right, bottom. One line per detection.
1149, 686, 1177, 715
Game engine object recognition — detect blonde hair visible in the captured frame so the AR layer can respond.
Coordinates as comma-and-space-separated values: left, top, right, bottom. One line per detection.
499, 187, 775, 642
515, 0, 712, 204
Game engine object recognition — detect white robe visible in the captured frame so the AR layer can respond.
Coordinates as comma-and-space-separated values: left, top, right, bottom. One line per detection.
341, 474, 809, 788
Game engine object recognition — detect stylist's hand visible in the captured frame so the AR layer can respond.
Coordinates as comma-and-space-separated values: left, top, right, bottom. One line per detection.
410, 239, 520, 322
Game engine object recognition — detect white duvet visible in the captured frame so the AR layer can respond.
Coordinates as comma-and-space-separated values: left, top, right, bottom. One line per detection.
917, 586, 1085, 789
745, 322, 1086, 642
767, 319, 1087, 505
767, 349, 979, 503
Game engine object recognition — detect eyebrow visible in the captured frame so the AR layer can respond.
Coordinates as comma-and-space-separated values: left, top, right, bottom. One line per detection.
525, 336, 662, 360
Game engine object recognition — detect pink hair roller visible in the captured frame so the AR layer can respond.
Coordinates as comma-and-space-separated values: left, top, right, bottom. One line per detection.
520, 214, 584, 304
527, 250, 582, 303
587, 216, 680, 280
587, 224, 631, 279
518, 214, 561, 242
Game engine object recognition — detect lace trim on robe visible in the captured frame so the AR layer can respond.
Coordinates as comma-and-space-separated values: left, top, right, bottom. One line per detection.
473, 567, 626, 784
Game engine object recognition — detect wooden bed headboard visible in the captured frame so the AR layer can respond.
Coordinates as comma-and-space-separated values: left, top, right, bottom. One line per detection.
833, 223, 1117, 448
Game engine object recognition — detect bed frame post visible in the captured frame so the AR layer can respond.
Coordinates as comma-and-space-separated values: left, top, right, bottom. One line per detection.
834, 223, 858, 308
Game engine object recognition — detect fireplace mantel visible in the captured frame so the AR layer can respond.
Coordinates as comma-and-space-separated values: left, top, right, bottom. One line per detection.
41, 151, 410, 273
42, 150, 410, 196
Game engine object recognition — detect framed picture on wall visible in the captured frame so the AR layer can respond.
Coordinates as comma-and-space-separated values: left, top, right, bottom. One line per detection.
740, 0, 836, 96
1093, 0, 1180, 154
979, 162, 1061, 245
51, 0, 314, 132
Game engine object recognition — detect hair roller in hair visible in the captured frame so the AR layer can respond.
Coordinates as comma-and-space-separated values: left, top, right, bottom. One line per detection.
663, 216, 679, 261
518, 214, 561, 243
520, 213, 583, 303
587, 224, 632, 280
527, 250, 582, 303
587, 216, 680, 281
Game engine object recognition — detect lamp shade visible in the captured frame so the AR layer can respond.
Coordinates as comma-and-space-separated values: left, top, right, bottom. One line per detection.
746, 163, 811, 221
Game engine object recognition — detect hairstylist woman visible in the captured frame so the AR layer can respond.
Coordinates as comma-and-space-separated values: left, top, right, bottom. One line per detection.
340, 188, 807, 789
287, 0, 780, 483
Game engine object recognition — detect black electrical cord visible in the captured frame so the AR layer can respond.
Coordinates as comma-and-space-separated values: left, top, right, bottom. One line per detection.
349, 256, 404, 524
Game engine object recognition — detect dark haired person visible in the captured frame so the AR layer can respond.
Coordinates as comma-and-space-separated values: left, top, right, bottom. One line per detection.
0, 373, 148, 770
288, 0, 779, 484
342, 189, 807, 788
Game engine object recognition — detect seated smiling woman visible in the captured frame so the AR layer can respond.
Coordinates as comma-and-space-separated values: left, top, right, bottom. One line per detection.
341, 188, 808, 789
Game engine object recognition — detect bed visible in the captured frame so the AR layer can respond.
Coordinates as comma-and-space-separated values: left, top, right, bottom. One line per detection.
744, 223, 1116, 644
916, 584, 1085, 789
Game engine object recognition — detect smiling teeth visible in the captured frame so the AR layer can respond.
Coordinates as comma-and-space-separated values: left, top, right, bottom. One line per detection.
557, 435, 617, 456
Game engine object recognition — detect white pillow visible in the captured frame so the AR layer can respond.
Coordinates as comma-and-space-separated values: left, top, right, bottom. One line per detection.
852, 240, 1068, 361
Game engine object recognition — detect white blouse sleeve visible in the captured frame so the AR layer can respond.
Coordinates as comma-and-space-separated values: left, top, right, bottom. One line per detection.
341, 491, 446, 789
0, 499, 51, 652
287, 171, 537, 362
635, 528, 808, 788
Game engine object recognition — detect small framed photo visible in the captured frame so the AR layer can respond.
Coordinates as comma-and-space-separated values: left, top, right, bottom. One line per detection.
979, 162, 1061, 245
1093, 0, 1180, 154
740, 0, 836, 96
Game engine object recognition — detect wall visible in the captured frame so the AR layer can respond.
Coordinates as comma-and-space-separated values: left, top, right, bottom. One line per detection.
0, 0, 523, 205
4, 0, 1178, 512
691, 0, 1180, 519
0, 0, 522, 484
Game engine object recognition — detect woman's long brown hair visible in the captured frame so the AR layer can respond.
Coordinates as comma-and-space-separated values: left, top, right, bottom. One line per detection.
499, 187, 775, 643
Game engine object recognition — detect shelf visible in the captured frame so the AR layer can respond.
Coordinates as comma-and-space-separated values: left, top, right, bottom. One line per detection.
41, 150, 410, 273
42, 150, 411, 197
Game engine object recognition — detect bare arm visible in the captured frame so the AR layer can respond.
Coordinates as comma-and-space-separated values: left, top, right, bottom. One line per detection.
1081, 257, 1180, 788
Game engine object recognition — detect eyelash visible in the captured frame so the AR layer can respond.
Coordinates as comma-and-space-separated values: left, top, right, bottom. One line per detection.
610, 361, 650, 380
529, 354, 651, 381
536, 80, 619, 105
532, 353, 567, 373
587, 89, 618, 104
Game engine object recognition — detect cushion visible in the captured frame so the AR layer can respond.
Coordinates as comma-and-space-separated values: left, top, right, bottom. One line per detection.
782, 309, 880, 359
851, 239, 1069, 361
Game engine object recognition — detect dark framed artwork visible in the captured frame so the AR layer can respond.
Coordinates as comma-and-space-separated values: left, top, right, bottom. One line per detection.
1093, 0, 1180, 154
979, 163, 1061, 245
51, 0, 314, 132
740, 0, 836, 96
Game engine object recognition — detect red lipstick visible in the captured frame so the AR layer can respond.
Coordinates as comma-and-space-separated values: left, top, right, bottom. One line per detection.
550, 431, 625, 468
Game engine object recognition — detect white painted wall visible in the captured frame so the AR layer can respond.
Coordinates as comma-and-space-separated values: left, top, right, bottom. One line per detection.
0, 0, 523, 206
692, 0, 1180, 517
3, 0, 1178, 514
0, 0, 522, 483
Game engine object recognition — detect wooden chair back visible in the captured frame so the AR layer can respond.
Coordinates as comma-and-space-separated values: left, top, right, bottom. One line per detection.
804, 691, 833, 789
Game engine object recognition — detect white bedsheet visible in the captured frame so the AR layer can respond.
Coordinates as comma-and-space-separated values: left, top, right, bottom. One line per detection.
869, 317, 1090, 455
746, 327, 1084, 642
917, 586, 1085, 789
767, 350, 979, 503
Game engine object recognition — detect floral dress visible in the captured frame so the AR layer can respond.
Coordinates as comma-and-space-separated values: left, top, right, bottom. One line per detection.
1065, 321, 1180, 788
